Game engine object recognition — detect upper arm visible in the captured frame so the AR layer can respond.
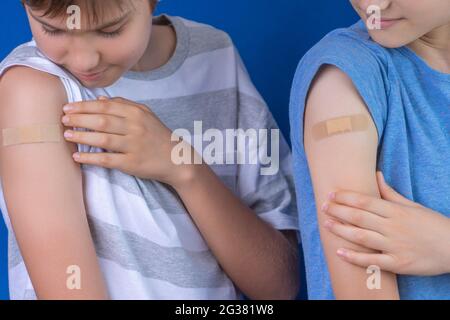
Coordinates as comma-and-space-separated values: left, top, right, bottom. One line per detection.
304, 65, 398, 299
0, 66, 108, 299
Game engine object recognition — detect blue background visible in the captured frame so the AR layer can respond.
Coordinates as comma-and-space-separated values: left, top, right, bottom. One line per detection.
0, 0, 359, 300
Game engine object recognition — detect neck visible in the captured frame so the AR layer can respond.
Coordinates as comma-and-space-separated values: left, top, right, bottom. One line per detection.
408, 23, 450, 73
131, 23, 176, 73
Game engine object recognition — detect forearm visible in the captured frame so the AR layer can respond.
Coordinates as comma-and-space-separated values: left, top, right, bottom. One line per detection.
172, 163, 299, 300
442, 215, 450, 274
327, 249, 399, 299
316, 191, 400, 300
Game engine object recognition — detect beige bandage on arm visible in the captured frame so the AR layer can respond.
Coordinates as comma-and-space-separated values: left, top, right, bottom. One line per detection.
2, 124, 62, 147
312, 114, 369, 141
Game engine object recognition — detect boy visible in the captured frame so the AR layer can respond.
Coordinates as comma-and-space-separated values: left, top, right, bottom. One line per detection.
290, 0, 450, 299
0, 0, 299, 299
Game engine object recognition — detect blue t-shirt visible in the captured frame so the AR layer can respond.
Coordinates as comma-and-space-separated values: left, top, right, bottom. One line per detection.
289, 20, 450, 299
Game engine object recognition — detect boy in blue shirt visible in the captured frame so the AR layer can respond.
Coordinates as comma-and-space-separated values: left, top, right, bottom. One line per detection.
290, 0, 449, 299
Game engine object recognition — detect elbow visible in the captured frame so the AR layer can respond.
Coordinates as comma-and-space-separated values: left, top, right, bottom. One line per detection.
286, 274, 300, 300
248, 273, 300, 300
244, 234, 300, 300
247, 258, 300, 300
274, 271, 300, 300
269, 242, 300, 300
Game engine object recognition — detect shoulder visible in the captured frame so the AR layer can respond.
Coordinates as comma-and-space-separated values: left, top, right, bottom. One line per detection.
0, 41, 41, 65
305, 20, 388, 64
0, 66, 68, 124
293, 20, 390, 91
1, 40, 78, 84
0, 65, 76, 170
305, 64, 376, 126
296, 63, 383, 149
174, 16, 234, 56
290, 21, 391, 146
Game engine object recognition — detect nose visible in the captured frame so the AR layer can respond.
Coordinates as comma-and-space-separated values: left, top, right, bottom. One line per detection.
66, 37, 101, 74
357, 0, 390, 11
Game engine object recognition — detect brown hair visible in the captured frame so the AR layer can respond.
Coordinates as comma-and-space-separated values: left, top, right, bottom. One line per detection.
21, 0, 157, 23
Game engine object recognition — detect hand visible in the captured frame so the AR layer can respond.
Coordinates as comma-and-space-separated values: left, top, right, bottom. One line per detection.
321, 171, 450, 276
61, 96, 195, 187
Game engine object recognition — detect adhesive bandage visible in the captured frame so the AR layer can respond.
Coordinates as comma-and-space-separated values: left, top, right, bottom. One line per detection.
2, 124, 62, 147
312, 114, 369, 141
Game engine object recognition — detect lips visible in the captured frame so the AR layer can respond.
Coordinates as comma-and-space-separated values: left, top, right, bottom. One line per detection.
80, 71, 101, 77
380, 18, 402, 22
73, 69, 105, 81
379, 18, 403, 29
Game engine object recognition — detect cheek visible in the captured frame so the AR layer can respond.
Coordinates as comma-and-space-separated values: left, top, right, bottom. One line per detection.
106, 27, 152, 68
31, 29, 67, 63
397, 1, 450, 30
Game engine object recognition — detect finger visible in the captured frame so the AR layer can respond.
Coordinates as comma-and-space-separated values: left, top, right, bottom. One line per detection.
336, 248, 396, 271
73, 152, 128, 170
377, 171, 421, 208
62, 113, 128, 135
64, 130, 129, 153
330, 190, 394, 218
64, 97, 147, 118
322, 201, 387, 234
324, 219, 388, 251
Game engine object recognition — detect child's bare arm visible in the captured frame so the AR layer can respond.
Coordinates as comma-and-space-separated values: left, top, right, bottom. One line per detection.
0, 67, 109, 299
171, 162, 299, 300
303, 64, 399, 299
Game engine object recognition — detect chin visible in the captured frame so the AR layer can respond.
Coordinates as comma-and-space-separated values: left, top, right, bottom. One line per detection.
368, 31, 410, 48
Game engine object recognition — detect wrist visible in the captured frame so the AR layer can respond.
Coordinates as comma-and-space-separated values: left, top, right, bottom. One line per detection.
169, 144, 210, 191
164, 139, 201, 188
170, 162, 205, 191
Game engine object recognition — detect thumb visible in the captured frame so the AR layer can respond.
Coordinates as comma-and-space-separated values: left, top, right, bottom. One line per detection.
376, 171, 420, 207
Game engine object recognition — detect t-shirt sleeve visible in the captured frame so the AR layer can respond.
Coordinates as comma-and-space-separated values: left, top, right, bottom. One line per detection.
289, 27, 390, 155
233, 46, 300, 240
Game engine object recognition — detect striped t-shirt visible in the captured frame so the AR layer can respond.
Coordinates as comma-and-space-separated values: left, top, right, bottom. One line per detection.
0, 14, 299, 299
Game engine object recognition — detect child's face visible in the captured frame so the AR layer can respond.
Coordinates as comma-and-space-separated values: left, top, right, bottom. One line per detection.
25, 0, 153, 88
350, 0, 450, 48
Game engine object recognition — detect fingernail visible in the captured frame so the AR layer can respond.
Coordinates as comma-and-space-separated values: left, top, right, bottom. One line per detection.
63, 105, 74, 112
328, 192, 336, 200
73, 152, 80, 160
337, 249, 347, 257
64, 130, 73, 138
321, 202, 329, 212
324, 220, 333, 229
62, 116, 70, 124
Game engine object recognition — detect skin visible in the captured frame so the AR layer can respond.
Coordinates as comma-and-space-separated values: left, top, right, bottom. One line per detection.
25, 0, 172, 88
323, 172, 450, 276
317, 0, 450, 280
0, 66, 110, 299
5, 0, 300, 299
351, 0, 450, 71
304, 65, 399, 299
